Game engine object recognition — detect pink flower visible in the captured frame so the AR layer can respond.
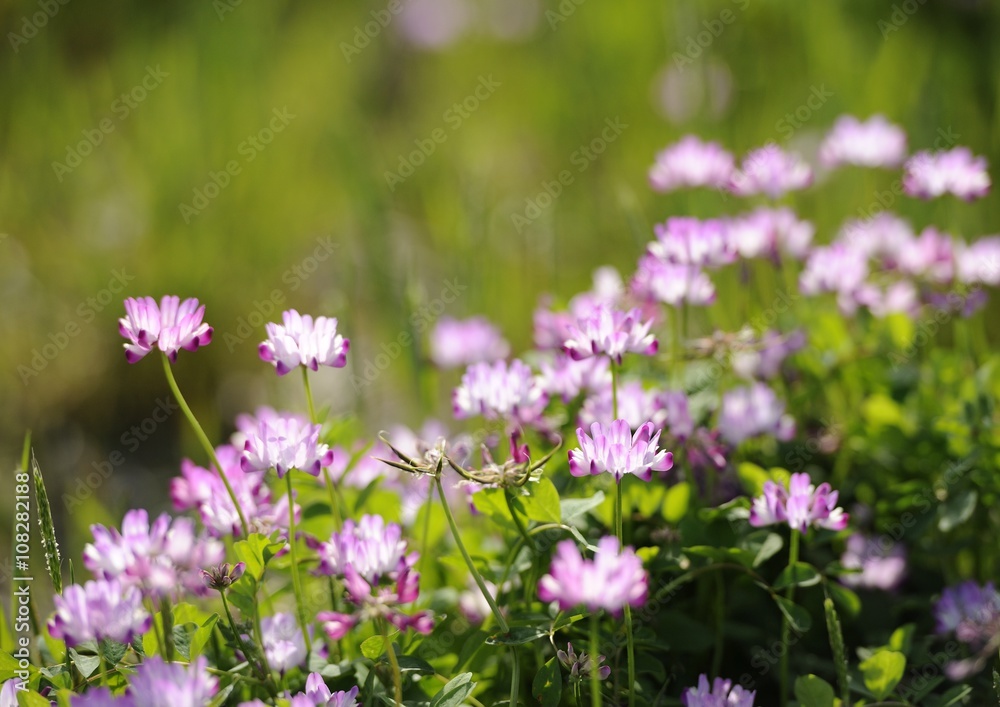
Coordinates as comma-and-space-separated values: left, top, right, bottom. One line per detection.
452, 359, 547, 423
241, 412, 335, 478
819, 114, 907, 168
538, 536, 647, 614
568, 419, 672, 482
749, 472, 848, 535
729, 144, 813, 198
681, 674, 756, 707
429, 316, 509, 368
840, 534, 906, 591
897, 227, 955, 283
119, 296, 213, 363
956, 236, 1000, 286
128, 656, 218, 707
632, 255, 716, 307
648, 135, 735, 191
799, 243, 869, 297
537, 353, 611, 403
718, 383, 795, 445
259, 310, 349, 375
261, 613, 307, 673
48, 579, 150, 647
904, 147, 990, 201
312, 514, 416, 582
649, 217, 735, 268
562, 304, 658, 364
317, 565, 433, 640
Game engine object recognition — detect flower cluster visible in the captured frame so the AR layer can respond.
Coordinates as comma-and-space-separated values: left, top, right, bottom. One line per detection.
681, 674, 756, 707
452, 358, 547, 423
241, 411, 335, 477
258, 310, 350, 374
568, 419, 672, 482
539, 536, 647, 614
429, 315, 510, 368
749, 473, 848, 535
119, 296, 213, 363
48, 579, 150, 647
561, 304, 659, 364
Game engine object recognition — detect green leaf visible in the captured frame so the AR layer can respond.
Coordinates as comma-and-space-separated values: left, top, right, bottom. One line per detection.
532, 657, 562, 707
99, 638, 128, 666
663, 481, 691, 523
794, 675, 835, 707
684, 545, 755, 568
17, 691, 52, 707
233, 533, 284, 581
773, 596, 811, 633
773, 562, 822, 590
31, 452, 62, 594
560, 491, 605, 521
825, 581, 861, 617
823, 597, 849, 705
395, 654, 435, 675
471, 488, 515, 530
889, 623, 915, 655
68, 649, 100, 678
189, 614, 220, 661
485, 626, 548, 646
860, 648, 906, 700
737, 462, 770, 496
751, 533, 784, 568
938, 488, 977, 532
429, 672, 477, 707
360, 635, 386, 661
519, 478, 561, 523
0, 651, 26, 681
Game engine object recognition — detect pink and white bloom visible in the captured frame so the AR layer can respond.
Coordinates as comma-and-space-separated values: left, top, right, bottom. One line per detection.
819, 115, 907, 169
538, 536, 647, 614
128, 656, 218, 707
429, 316, 509, 368
729, 144, 813, 198
568, 419, 672, 482
119, 296, 213, 363
840, 533, 907, 591
562, 304, 659, 365
537, 353, 611, 403
261, 612, 307, 673
48, 579, 150, 647
955, 236, 1000, 286
318, 564, 433, 640
632, 256, 716, 307
452, 359, 546, 423
649, 217, 735, 268
799, 243, 869, 297
749, 472, 848, 535
259, 310, 349, 375
579, 380, 664, 431
648, 135, 735, 191
904, 147, 990, 201
718, 383, 795, 445
725, 207, 814, 260
897, 227, 955, 283
241, 412, 335, 477
240, 677, 359, 707
681, 674, 757, 707
312, 514, 416, 583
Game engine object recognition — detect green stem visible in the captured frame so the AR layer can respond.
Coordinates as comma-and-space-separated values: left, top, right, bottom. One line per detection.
779, 530, 801, 706
251, 600, 275, 680
610, 360, 619, 421
590, 611, 602, 707
146, 599, 167, 661
381, 619, 403, 705
160, 597, 176, 662
303, 368, 343, 530
435, 476, 509, 634
285, 472, 312, 663
510, 647, 521, 707
99, 645, 108, 687
221, 591, 268, 685
161, 353, 249, 537
712, 572, 725, 677
504, 489, 537, 553
301, 367, 318, 424
616, 481, 636, 707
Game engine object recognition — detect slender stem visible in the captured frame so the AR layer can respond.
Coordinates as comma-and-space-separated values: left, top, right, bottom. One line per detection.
301, 367, 318, 423
711, 573, 725, 677
302, 368, 344, 529
161, 354, 249, 536
505, 489, 537, 553
610, 360, 619, 421
435, 476, 509, 634
146, 598, 166, 660
779, 530, 801, 706
380, 619, 403, 706
285, 472, 312, 662
221, 591, 267, 684
419, 486, 433, 576
590, 611, 602, 707
160, 597, 176, 662
99, 646, 108, 687
616, 481, 636, 707
251, 599, 275, 680
510, 646, 521, 707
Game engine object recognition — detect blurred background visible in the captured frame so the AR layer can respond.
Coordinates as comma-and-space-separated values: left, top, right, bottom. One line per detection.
2, 0, 999, 549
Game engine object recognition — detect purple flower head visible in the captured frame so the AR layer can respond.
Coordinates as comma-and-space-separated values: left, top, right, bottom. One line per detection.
83, 509, 224, 600
749, 472, 849, 535
429, 316, 510, 369
681, 674, 756, 707
241, 412, 335, 478
201, 561, 246, 590
904, 147, 990, 201
956, 236, 1000, 286
538, 536, 647, 614
819, 114, 907, 168
838, 212, 915, 263
729, 144, 813, 199
579, 380, 664, 431
718, 383, 795, 445
71, 687, 127, 707
897, 227, 955, 283
840, 534, 906, 591
799, 243, 869, 298
649, 135, 735, 191
261, 612, 307, 673
240, 678, 359, 707
48, 579, 150, 647
848, 280, 919, 319
259, 310, 349, 375
537, 353, 611, 403
934, 581, 1000, 648
128, 656, 218, 707
657, 390, 695, 440
562, 304, 658, 365
649, 217, 735, 268
568, 419, 672, 483
1, 680, 25, 707
632, 255, 716, 307
318, 564, 433, 640
556, 642, 612, 682
119, 296, 213, 363
731, 329, 805, 381
313, 514, 416, 583
725, 207, 815, 261
452, 359, 547, 424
